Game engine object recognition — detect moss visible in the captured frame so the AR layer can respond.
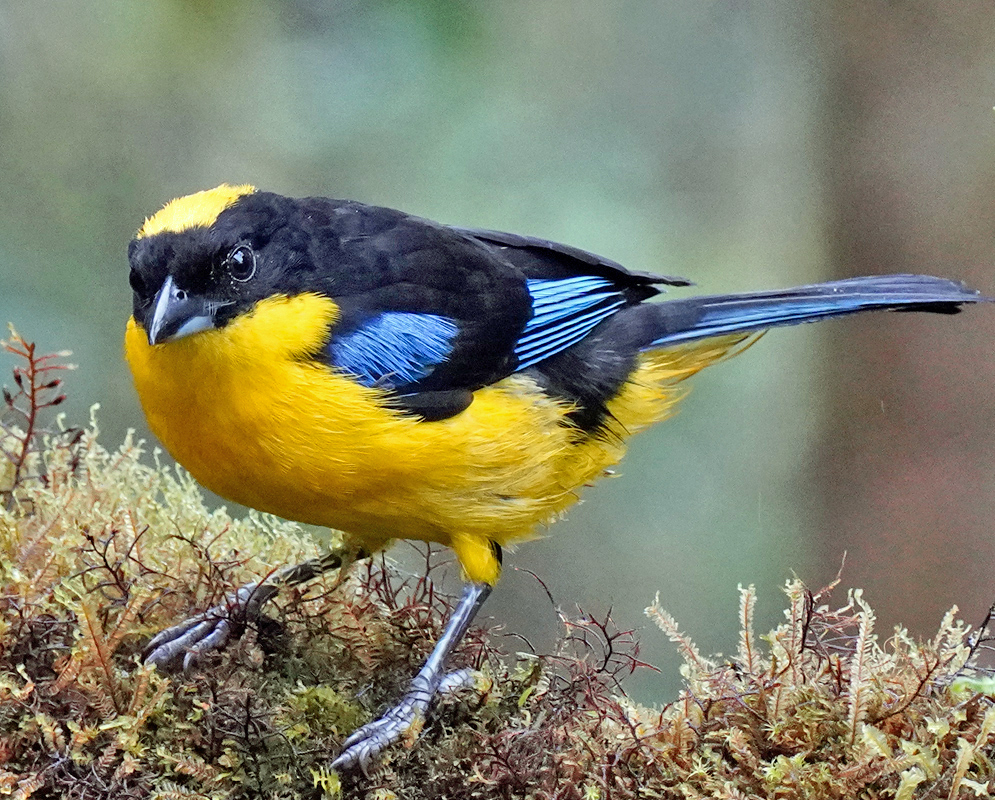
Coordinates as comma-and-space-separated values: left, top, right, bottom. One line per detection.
1, 328, 993, 799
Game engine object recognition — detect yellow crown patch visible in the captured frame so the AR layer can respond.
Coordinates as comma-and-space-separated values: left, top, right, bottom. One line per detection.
137, 183, 257, 238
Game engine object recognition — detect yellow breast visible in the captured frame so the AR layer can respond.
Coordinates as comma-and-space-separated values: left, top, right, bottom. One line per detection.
125, 291, 746, 584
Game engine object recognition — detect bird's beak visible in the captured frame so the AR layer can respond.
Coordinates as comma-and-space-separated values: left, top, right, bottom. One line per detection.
146, 275, 216, 346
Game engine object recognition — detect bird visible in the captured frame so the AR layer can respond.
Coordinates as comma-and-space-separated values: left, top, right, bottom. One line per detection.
125, 183, 986, 771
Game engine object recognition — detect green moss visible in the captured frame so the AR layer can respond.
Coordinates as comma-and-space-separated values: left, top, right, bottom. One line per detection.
1, 329, 993, 798
279, 685, 369, 740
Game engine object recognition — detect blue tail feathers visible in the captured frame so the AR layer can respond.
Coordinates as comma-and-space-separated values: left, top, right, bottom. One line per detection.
644, 275, 985, 350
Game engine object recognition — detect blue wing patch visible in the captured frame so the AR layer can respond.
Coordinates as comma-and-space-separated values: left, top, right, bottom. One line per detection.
328, 312, 459, 389
515, 277, 626, 370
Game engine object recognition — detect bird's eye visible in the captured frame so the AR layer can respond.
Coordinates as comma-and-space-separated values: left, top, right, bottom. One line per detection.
225, 244, 256, 282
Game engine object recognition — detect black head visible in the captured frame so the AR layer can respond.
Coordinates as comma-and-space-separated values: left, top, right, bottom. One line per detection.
128, 185, 311, 344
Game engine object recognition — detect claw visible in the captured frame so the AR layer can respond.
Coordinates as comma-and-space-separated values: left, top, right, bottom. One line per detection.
331, 582, 492, 772
331, 691, 429, 772
142, 547, 360, 672
143, 615, 213, 659
330, 667, 476, 770
143, 579, 273, 670
144, 607, 237, 670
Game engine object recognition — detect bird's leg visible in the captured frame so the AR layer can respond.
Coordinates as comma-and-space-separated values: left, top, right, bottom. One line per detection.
144, 543, 364, 671
331, 580, 492, 772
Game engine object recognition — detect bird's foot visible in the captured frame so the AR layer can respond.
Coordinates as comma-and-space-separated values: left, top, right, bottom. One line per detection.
332, 581, 492, 773
331, 668, 475, 773
331, 689, 430, 774
143, 581, 276, 671
144, 547, 361, 672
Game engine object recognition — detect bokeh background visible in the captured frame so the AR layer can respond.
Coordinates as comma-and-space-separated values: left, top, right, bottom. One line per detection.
2, 1, 994, 701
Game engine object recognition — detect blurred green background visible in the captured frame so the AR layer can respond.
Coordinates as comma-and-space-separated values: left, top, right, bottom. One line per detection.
2, 1, 994, 702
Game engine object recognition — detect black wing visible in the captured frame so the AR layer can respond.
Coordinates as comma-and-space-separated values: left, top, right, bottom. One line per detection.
256, 195, 681, 419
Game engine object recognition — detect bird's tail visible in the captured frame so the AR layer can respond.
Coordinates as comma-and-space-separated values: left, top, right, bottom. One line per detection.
638, 275, 984, 350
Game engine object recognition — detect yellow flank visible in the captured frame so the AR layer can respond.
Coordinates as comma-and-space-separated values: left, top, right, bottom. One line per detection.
125, 291, 752, 586
137, 184, 257, 238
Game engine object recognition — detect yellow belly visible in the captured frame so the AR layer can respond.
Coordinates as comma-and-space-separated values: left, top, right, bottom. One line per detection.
125, 292, 747, 584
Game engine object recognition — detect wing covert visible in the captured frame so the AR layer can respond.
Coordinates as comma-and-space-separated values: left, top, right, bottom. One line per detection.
328, 311, 459, 389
